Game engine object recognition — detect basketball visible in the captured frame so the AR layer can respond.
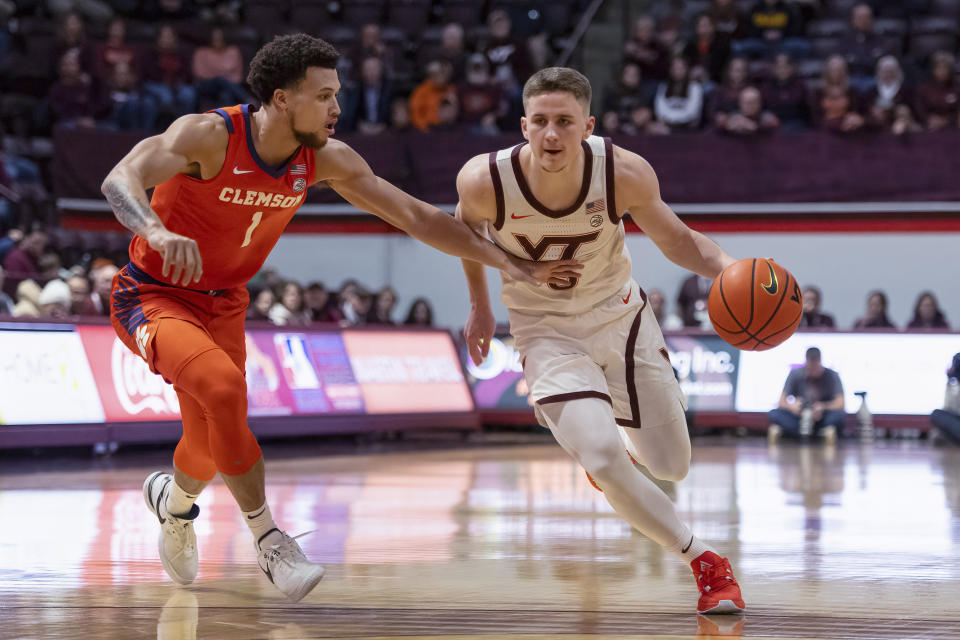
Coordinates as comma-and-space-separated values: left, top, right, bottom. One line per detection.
707, 258, 803, 351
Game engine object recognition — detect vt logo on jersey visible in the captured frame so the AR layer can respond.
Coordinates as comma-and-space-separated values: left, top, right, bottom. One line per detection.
512, 230, 601, 290
761, 262, 778, 295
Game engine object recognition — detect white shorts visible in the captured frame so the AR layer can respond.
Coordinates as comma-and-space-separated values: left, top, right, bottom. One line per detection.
510, 279, 687, 430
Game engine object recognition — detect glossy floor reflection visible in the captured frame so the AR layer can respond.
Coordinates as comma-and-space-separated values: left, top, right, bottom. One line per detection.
2, 437, 959, 639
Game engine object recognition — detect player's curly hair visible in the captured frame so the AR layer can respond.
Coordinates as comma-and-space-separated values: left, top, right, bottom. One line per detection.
247, 34, 339, 105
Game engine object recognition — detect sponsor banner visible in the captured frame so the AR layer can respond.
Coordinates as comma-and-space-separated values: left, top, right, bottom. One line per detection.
264, 331, 364, 414
736, 332, 960, 415
341, 330, 474, 413
0, 329, 105, 425
664, 334, 740, 412
459, 332, 740, 412
76, 325, 180, 421
460, 333, 533, 410
245, 331, 294, 416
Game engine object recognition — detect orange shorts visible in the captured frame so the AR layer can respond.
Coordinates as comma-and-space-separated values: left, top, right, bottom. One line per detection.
110, 262, 249, 384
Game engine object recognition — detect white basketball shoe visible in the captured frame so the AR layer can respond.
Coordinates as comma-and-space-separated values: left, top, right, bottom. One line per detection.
256, 528, 325, 602
143, 471, 199, 585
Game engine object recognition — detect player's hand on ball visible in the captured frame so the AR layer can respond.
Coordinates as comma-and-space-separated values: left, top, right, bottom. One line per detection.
464, 303, 496, 366
506, 255, 584, 287
146, 227, 204, 286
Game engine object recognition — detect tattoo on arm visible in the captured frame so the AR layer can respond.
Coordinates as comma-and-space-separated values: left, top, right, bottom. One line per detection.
102, 180, 162, 236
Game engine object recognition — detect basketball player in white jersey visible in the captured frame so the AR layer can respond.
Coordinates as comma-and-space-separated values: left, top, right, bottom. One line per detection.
456, 67, 745, 615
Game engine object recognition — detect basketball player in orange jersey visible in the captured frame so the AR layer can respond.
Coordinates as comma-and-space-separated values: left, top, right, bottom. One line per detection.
456, 67, 745, 615
100, 35, 581, 602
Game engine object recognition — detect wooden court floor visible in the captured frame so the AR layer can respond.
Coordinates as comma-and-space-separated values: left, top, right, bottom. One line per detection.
1, 434, 959, 639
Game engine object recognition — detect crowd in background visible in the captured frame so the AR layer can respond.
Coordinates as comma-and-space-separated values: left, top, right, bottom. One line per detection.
605, 0, 960, 136
0, 221, 949, 333
0, 226, 436, 326
647, 274, 951, 331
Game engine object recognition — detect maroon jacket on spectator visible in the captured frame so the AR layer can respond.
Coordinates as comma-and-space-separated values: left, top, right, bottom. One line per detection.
914, 80, 959, 129
2, 247, 40, 298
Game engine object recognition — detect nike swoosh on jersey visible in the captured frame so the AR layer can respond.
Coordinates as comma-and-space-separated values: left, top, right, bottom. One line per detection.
233, 167, 254, 175
511, 213, 533, 220
622, 290, 632, 304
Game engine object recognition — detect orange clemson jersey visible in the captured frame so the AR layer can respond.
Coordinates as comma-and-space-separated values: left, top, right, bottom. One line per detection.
129, 104, 315, 291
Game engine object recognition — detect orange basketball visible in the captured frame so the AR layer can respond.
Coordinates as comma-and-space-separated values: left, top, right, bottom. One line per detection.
707, 258, 803, 351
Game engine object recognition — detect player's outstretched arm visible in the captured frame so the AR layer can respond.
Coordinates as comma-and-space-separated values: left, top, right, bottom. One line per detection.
321, 141, 581, 287
101, 114, 225, 285
615, 146, 735, 279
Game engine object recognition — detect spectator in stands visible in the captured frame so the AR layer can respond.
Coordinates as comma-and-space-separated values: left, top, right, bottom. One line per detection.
66, 273, 96, 315
908, 291, 950, 329
601, 63, 653, 135
389, 96, 414, 133
683, 14, 731, 85
420, 23, 467, 84
840, 3, 887, 91
142, 0, 195, 23
623, 15, 668, 87
303, 281, 343, 324
676, 273, 712, 328
652, 56, 704, 132
88, 261, 117, 314
340, 56, 394, 135
93, 17, 138, 83
853, 289, 896, 329
709, 57, 749, 127
716, 86, 780, 135
47, 0, 112, 26
761, 53, 809, 129
914, 51, 959, 132
2, 228, 45, 297
142, 24, 196, 127
366, 286, 397, 325
337, 280, 366, 326
403, 297, 433, 327
37, 278, 70, 319
192, 26, 248, 111
812, 55, 866, 134
458, 53, 504, 136
737, 0, 808, 60
0, 265, 13, 314
269, 281, 310, 326
53, 11, 93, 76
648, 287, 683, 330
708, 0, 749, 45
483, 9, 533, 94
47, 49, 99, 128
350, 23, 394, 80
12, 278, 41, 317
102, 60, 156, 131
798, 285, 836, 328
864, 56, 916, 135
768, 346, 846, 443
432, 95, 461, 132
37, 250, 63, 284
247, 286, 273, 321
409, 59, 456, 132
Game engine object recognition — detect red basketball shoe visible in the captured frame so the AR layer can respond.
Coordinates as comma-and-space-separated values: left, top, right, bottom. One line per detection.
690, 551, 745, 614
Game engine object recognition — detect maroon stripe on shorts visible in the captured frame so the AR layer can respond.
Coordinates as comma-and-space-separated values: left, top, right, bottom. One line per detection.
537, 391, 612, 406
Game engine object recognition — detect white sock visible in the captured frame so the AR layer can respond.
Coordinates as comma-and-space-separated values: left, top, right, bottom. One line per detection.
243, 502, 279, 543
165, 481, 199, 517
666, 527, 714, 564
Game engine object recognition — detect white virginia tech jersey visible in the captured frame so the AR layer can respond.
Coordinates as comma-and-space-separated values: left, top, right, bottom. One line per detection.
487, 135, 632, 315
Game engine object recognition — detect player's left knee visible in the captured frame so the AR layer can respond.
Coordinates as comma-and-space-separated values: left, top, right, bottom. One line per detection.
646, 456, 689, 482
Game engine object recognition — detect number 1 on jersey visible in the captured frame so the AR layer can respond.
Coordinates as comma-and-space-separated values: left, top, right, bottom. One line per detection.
241, 211, 263, 247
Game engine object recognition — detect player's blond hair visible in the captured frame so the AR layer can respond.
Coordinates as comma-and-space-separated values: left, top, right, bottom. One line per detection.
522, 67, 592, 113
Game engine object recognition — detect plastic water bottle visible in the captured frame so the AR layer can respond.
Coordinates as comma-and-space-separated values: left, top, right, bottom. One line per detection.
855, 391, 874, 442
799, 407, 814, 438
